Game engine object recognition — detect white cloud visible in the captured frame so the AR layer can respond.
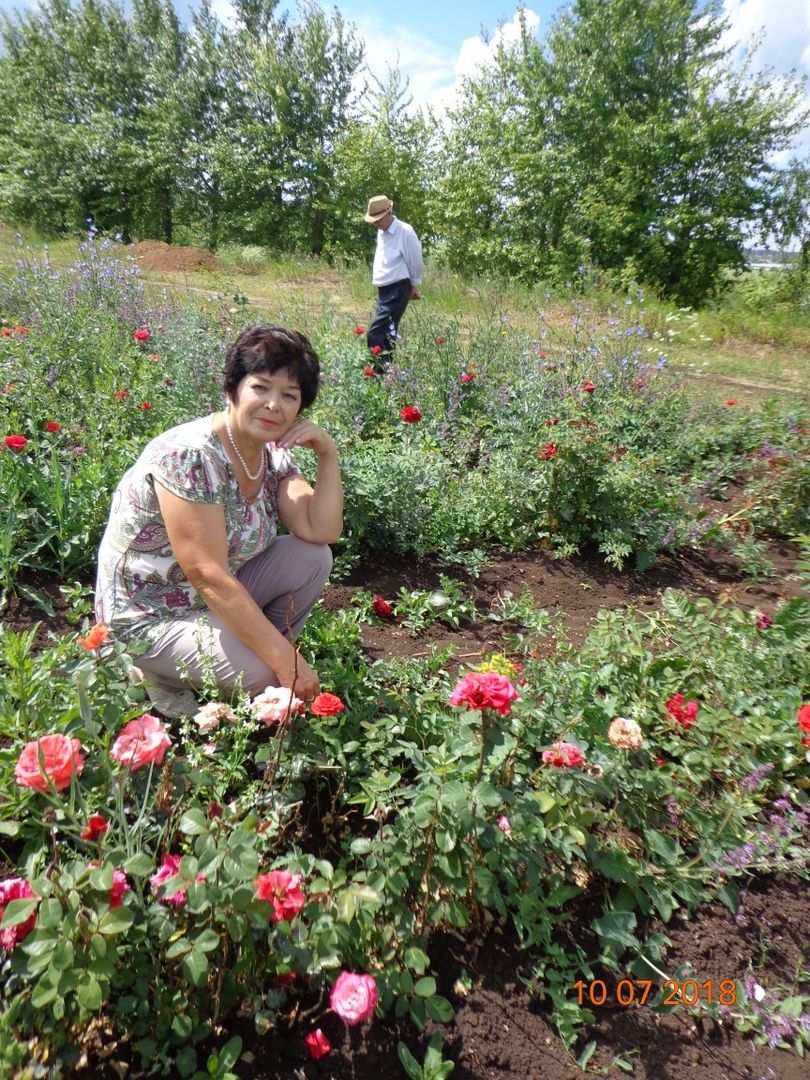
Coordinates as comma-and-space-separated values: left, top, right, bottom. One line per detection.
722, 0, 810, 160
722, 0, 810, 75
356, 9, 542, 117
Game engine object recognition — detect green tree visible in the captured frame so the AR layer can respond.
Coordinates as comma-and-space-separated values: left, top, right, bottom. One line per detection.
331, 67, 437, 260
0, 0, 144, 235
439, 1, 808, 303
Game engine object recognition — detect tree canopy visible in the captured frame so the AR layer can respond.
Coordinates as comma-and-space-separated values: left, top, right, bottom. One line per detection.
0, 0, 806, 302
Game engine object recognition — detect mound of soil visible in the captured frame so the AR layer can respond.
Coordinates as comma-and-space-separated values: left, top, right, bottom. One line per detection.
132, 239, 219, 273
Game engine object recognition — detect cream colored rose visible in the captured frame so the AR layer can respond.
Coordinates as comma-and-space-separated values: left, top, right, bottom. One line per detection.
608, 716, 643, 751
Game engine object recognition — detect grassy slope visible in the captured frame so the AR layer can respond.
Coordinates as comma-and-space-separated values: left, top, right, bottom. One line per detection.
1, 227, 807, 403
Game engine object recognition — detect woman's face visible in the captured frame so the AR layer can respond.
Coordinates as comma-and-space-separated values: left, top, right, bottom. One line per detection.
230, 366, 302, 444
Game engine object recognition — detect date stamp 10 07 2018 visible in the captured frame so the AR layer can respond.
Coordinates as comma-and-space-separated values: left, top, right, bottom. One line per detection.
571, 979, 738, 1008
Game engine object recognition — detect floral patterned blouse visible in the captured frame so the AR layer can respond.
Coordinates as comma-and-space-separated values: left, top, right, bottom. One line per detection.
94, 415, 301, 644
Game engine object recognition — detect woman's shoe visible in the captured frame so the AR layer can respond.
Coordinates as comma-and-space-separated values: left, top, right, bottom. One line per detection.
129, 667, 198, 719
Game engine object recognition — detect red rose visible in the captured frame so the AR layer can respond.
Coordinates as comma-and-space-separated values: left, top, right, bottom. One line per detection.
372, 595, 393, 619
726, 399, 736, 406
545, 418, 559, 427
755, 613, 773, 630
137, 401, 152, 411
4, 435, 27, 451
542, 741, 585, 767
254, 869, 306, 922
113, 390, 129, 401
435, 337, 445, 346
539, 443, 557, 460
1, 328, 11, 337
363, 366, 377, 377
81, 814, 109, 842
305, 1028, 331, 1060
15, 325, 28, 335
400, 406, 422, 424
133, 329, 150, 342
539, 351, 547, 359
164, 377, 173, 386
354, 326, 366, 335
581, 379, 596, 393
45, 421, 60, 433
461, 372, 475, 383
371, 345, 382, 355
665, 693, 698, 730
310, 693, 345, 717
798, 704, 810, 734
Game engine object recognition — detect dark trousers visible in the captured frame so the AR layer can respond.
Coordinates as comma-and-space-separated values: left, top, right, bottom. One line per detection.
367, 279, 411, 366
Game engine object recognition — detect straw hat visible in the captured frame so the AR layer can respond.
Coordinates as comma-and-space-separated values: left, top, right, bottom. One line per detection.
364, 195, 393, 223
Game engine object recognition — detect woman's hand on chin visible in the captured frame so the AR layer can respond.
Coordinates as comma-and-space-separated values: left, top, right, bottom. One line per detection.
275, 418, 336, 457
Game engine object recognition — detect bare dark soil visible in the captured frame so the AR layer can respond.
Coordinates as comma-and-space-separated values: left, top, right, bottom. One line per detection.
7, 538, 808, 1080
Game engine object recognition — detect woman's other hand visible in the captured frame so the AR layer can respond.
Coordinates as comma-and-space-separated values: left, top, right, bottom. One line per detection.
273, 649, 320, 702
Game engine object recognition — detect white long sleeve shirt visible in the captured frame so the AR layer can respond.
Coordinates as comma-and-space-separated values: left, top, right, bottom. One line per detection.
372, 217, 424, 287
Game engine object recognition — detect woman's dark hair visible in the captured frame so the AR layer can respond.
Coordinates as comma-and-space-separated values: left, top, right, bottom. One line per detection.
223, 325, 320, 410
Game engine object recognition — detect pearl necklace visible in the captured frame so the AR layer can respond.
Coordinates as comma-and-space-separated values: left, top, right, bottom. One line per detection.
225, 417, 265, 482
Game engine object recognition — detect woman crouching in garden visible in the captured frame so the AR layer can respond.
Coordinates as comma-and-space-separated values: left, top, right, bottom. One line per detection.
94, 324, 342, 717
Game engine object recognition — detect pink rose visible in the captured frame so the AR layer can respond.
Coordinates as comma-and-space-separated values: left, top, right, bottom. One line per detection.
111, 713, 172, 769
497, 815, 512, 834
15, 734, 85, 792
607, 717, 644, 751
150, 854, 205, 908
0, 878, 38, 950
251, 686, 304, 727
542, 741, 585, 767
254, 870, 306, 923
330, 971, 379, 1025
755, 613, 773, 630
110, 869, 130, 909
305, 1028, 331, 1060
449, 671, 519, 716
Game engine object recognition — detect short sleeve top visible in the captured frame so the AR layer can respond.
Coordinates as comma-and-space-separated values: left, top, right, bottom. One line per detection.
94, 415, 301, 643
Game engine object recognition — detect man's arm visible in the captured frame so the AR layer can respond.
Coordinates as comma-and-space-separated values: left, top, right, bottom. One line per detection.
403, 224, 424, 290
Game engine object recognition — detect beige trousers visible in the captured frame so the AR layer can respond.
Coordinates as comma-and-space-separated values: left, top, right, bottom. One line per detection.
137, 535, 332, 695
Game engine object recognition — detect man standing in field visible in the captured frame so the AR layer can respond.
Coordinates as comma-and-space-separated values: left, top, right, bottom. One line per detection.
364, 195, 423, 368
